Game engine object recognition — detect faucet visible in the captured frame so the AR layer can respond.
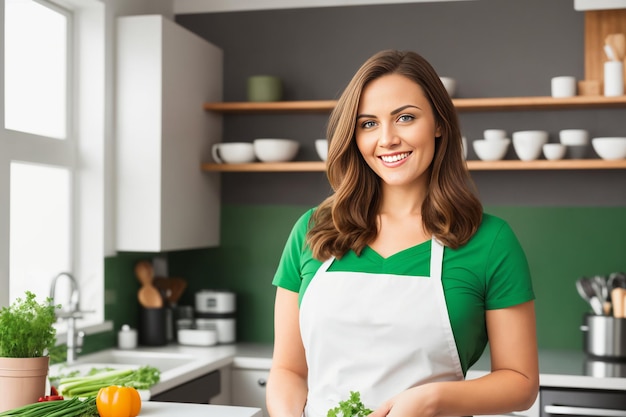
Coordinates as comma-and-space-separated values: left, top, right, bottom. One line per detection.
50, 272, 86, 364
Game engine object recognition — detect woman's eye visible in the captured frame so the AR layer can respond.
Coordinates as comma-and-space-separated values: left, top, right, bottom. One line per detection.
361, 120, 376, 129
398, 114, 415, 123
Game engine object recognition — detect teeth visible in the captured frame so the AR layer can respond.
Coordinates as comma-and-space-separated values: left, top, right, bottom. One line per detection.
380, 152, 410, 163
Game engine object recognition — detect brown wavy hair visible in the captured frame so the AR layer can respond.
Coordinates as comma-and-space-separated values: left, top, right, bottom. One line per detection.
307, 50, 482, 260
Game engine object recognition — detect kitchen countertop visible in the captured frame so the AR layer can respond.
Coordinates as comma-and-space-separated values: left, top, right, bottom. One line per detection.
141, 402, 261, 417
467, 347, 626, 390
70, 343, 626, 395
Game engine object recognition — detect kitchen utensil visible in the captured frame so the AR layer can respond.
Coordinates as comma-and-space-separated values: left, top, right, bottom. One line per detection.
135, 261, 163, 308
606, 33, 626, 61
576, 277, 604, 315
604, 44, 618, 61
608, 272, 626, 290
592, 275, 611, 315
611, 287, 626, 318
153, 277, 187, 306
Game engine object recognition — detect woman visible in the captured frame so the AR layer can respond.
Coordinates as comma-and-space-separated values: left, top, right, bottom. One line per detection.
267, 50, 538, 417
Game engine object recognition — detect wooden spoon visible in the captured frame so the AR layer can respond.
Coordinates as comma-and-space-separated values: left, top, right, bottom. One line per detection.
606, 33, 626, 61
135, 261, 163, 309
612, 34, 626, 61
611, 287, 625, 318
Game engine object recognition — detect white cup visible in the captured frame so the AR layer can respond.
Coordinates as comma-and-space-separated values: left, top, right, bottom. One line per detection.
212, 142, 255, 163
604, 61, 624, 97
551, 76, 577, 98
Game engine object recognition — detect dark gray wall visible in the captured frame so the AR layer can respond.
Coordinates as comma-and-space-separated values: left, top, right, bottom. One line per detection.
176, 0, 626, 207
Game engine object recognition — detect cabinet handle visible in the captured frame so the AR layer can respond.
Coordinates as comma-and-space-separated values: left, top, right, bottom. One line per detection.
545, 405, 626, 417
257, 378, 267, 387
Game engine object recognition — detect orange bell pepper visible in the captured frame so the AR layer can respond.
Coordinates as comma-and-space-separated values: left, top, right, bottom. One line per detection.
96, 385, 142, 417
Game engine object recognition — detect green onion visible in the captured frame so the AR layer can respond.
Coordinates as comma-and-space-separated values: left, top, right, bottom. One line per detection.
57, 365, 160, 398
0, 396, 97, 417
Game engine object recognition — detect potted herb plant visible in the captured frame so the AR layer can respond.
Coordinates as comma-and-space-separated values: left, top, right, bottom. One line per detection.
0, 291, 59, 412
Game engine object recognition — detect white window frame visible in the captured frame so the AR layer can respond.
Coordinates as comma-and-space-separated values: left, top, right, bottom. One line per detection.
1, 0, 112, 337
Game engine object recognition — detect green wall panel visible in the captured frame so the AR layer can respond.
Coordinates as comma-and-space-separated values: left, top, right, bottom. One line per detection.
104, 205, 626, 353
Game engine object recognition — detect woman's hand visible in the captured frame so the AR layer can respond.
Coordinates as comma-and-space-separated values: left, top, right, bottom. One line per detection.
368, 384, 439, 417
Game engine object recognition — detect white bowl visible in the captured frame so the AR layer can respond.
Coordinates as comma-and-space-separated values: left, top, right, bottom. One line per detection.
212, 142, 255, 164
484, 129, 507, 141
177, 329, 217, 346
591, 137, 626, 160
542, 143, 566, 160
512, 130, 549, 161
315, 139, 328, 161
559, 129, 589, 146
472, 138, 510, 161
253, 138, 300, 162
440, 77, 456, 97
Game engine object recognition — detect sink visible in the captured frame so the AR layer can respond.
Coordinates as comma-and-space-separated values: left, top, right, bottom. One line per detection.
49, 349, 197, 379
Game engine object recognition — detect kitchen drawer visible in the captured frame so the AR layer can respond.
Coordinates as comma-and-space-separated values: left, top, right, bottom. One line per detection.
232, 369, 269, 417
151, 370, 221, 404
541, 387, 626, 417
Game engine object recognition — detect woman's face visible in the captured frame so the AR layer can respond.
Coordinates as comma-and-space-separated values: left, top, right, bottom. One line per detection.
355, 73, 440, 190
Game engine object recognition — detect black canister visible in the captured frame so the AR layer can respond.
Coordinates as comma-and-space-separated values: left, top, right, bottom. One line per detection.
139, 307, 167, 346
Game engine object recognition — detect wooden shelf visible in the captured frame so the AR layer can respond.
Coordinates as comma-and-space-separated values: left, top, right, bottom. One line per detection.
202, 95, 626, 173
203, 96, 626, 113
201, 159, 626, 172
203, 100, 337, 113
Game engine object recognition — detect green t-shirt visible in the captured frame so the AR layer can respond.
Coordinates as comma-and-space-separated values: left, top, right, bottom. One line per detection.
272, 209, 535, 374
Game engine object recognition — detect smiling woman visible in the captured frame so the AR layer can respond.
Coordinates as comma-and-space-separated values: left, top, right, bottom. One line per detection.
266, 50, 539, 417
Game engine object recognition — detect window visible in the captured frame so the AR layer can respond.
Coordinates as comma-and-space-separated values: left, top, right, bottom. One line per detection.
1, 0, 108, 333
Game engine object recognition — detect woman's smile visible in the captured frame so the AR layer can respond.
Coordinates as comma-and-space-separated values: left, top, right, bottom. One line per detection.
379, 151, 412, 165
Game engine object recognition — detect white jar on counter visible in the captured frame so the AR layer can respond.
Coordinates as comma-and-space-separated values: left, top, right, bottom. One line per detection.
117, 324, 138, 349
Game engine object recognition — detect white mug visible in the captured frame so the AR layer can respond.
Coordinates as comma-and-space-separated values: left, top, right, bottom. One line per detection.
211, 142, 255, 164
551, 76, 577, 98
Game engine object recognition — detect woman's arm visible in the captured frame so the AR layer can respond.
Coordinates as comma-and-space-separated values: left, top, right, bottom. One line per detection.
267, 287, 309, 417
370, 300, 539, 417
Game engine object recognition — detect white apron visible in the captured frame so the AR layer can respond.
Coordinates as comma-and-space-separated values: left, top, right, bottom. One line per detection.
299, 239, 464, 417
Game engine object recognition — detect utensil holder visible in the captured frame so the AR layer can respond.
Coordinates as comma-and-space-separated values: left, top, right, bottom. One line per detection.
603, 61, 624, 97
581, 314, 626, 359
139, 307, 167, 346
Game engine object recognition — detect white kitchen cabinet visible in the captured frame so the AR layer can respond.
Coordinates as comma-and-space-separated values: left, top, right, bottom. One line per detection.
232, 368, 269, 417
116, 15, 222, 252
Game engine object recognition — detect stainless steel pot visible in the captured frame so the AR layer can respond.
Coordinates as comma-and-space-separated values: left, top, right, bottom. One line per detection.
581, 314, 626, 358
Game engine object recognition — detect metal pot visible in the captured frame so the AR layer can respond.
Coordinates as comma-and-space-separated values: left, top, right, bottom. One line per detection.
581, 314, 626, 358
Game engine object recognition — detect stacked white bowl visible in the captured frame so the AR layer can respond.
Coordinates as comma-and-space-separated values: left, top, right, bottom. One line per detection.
512, 130, 549, 161
559, 129, 589, 159
472, 129, 510, 161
